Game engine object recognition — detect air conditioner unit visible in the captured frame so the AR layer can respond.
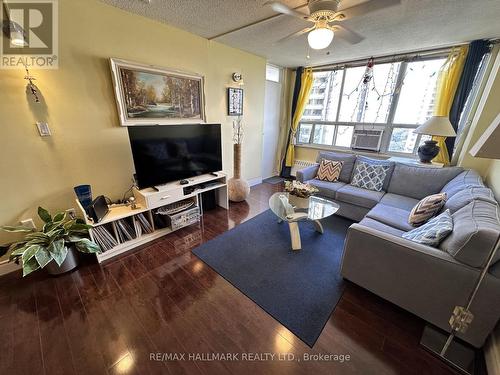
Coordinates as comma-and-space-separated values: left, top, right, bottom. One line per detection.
351, 129, 384, 152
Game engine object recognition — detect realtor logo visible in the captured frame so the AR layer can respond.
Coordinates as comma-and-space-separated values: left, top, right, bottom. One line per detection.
1, 0, 58, 69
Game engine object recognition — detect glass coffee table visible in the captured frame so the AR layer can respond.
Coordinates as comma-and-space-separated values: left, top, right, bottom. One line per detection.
269, 192, 340, 251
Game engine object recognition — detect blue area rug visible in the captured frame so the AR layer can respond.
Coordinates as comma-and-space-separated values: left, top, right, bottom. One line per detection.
192, 209, 354, 347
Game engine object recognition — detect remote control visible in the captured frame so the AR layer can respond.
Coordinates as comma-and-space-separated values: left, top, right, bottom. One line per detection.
180, 179, 189, 185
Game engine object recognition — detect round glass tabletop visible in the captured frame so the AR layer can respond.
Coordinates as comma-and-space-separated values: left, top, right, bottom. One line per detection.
268, 192, 339, 222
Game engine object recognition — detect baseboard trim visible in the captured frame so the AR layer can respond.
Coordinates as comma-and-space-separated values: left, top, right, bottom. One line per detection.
485, 332, 500, 375
247, 177, 263, 187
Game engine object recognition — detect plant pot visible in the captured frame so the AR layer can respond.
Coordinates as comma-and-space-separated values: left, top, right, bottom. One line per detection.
418, 140, 440, 163
45, 245, 79, 275
228, 177, 250, 202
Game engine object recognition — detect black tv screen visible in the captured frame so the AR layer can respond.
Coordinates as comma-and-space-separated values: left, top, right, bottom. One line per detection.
128, 124, 222, 189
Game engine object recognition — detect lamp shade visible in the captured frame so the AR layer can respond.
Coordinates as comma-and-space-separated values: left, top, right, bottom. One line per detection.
413, 116, 457, 137
469, 113, 500, 159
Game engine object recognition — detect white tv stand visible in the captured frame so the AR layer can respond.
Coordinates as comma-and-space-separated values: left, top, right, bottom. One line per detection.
76, 172, 228, 263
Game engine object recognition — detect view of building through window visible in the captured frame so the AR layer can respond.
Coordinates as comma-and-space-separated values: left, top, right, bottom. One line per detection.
298, 56, 447, 155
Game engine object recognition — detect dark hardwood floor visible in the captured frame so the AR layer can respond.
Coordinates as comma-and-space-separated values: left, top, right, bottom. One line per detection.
0, 183, 459, 375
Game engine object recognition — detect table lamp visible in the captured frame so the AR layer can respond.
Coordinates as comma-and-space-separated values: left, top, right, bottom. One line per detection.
414, 116, 457, 163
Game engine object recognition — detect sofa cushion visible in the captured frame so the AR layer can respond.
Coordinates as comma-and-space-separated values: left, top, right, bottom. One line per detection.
402, 210, 453, 247
441, 170, 485, 198
443, 186, 496, 214
336, 185, 385, 209
358, 217, 406, 237
316, 160, 343, 182
356, 156, 395, 191
366, 204, 414, 231
306, 179, 345, 200
350, 161, 391, 192
440, 200, 500, 268
408, 193, 447, 227
380, 193, 419, 211
316, 151, 357, 183
388, 164, 463, 200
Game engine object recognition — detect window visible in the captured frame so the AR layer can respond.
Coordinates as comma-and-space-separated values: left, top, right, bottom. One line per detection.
266, 64, 281, 82
298, 123, 313, 143
312, 124, 335, 145
338, 62, 401, 123
335, 126, 354, 147
302, 71, 343, 122
297, 55, 447, 155
393, 60, 443, 125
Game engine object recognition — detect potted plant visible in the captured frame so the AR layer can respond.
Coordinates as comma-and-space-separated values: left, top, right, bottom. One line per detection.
2, 207, 101, 276
284, 180, 320, 209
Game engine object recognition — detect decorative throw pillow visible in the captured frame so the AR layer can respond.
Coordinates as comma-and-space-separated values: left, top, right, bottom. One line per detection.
350, 161, 390, 192
408, 192, 447, 227
402, 210, 453, 247
316, 159, 343, 182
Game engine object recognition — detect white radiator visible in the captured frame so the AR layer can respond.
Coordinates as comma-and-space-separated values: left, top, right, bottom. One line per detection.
291, 160, 317, 177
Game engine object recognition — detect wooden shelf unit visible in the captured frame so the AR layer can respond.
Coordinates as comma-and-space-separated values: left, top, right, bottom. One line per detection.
75, 172, 228, 263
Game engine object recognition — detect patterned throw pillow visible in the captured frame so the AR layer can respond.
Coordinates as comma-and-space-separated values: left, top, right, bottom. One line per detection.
408, 193, 447, 227
350, 161, 390, 192
402, 210, 453, 247
316, 160, 343, 182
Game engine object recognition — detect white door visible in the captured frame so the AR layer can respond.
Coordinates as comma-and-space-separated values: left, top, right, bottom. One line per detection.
261, 79, 282, 179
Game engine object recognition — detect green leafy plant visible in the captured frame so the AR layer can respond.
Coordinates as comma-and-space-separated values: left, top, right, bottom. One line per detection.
2, 207, 101, 276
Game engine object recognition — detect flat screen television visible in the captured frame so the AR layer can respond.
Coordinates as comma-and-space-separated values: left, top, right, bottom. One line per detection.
128, 124, 222, 189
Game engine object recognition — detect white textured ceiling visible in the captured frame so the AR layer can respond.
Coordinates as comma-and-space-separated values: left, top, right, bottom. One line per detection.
100, 0, 500, 67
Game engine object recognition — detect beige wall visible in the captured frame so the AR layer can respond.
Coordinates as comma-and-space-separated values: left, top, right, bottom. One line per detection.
457, 47, 500, 178
453, 47, 500, 375
0, 0, 266, 246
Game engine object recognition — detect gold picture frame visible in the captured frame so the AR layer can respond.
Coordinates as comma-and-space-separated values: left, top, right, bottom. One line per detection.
110, 58, 206, 126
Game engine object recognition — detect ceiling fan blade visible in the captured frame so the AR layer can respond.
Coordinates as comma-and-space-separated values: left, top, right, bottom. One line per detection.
338, 0, 401, 20
275, 27, 315, 44
330, 23, 364, 44
265, 1, 309, 19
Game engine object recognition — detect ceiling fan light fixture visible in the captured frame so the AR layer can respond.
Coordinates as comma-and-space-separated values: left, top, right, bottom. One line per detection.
307, 28, 334, 50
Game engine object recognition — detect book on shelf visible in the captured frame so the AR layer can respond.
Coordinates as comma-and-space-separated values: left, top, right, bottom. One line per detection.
136, 213, 153, 234
115, 219, 136, 242
92, 225, 118, 252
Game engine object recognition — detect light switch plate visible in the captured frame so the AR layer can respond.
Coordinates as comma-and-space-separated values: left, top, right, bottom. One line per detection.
36, 122, 51, 137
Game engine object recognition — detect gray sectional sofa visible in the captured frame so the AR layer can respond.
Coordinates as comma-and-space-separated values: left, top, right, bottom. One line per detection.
296, 151, 500, 348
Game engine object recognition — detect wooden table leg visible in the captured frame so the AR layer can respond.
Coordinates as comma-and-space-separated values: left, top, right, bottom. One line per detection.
313, 220, 324, 234
288, 222, 301, 251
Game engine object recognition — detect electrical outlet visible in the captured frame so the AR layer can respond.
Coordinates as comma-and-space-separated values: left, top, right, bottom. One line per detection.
20, 218, 36, 230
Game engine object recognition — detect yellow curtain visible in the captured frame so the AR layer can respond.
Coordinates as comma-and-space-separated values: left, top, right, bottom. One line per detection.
432, 46, 468, 165
285, 68, 314, 167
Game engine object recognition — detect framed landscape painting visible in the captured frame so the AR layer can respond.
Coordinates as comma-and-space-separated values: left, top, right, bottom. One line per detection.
110, 58, 206, 126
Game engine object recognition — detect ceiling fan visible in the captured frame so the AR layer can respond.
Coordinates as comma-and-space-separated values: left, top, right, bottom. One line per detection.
265, 0, 401, 50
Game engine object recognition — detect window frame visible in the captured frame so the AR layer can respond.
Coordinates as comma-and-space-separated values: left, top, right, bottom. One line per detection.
296, 55, 448, 156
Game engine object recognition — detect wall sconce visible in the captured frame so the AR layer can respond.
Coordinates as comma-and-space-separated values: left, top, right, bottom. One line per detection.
232, 72, 244, 86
